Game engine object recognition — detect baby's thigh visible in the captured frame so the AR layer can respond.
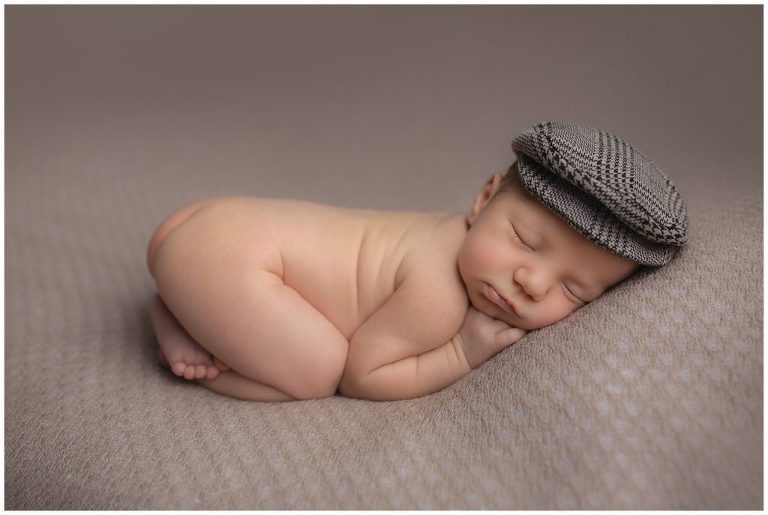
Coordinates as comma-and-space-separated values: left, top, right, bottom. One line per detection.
153, 211, 348, 398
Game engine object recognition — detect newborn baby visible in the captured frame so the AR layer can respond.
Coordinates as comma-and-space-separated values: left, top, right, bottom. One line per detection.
147, 122, 688, 401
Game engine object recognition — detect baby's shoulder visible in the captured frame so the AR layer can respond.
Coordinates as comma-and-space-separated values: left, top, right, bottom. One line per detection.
397, 212, 467, 283
395, 213, 469, 329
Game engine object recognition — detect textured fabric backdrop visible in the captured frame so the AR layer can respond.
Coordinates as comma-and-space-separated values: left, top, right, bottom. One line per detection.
5, 5, 763, 509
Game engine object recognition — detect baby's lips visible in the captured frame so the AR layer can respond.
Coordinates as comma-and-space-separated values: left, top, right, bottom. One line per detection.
484, 283, 518, 316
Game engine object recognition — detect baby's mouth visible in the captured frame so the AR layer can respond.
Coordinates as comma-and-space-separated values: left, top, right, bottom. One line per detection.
484, 283, 517, 316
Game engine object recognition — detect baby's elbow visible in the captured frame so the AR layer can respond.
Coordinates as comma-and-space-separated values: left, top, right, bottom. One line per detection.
337, 369, 366, 399
338, 369, 417, 401
338, 370, 388, 400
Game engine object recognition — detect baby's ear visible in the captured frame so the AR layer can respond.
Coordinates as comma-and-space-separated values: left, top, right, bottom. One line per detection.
467, 172, 504, 225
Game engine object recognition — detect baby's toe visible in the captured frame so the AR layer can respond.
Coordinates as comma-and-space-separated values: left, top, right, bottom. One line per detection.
194, 364, 208, 379
205, 366, 220, 380
171, 361, 187, 377
183, 365, 196, 380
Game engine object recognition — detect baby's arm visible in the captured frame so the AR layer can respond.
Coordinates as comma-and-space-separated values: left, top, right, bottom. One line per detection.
339, 276, 525, 401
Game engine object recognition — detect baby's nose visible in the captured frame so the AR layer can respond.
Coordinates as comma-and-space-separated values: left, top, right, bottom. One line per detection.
514, 267, 551, 302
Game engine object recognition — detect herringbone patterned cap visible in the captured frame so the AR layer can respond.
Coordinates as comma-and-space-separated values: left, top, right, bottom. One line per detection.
511, 122, 689, 266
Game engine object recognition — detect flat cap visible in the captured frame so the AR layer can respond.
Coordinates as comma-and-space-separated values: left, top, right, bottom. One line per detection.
511, 122, 688, 266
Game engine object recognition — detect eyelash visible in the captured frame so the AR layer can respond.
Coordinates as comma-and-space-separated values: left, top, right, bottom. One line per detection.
509, 224, 533, 251
562, 283, 584, 304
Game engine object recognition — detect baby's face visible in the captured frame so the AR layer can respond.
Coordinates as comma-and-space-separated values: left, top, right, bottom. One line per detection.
458, 172, 640, 331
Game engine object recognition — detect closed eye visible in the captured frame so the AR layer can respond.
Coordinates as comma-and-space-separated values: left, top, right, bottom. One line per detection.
562, 282, 586, 305
509, 222, 533, 251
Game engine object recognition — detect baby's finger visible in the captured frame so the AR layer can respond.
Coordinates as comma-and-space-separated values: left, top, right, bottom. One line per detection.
495, 327, 527, 346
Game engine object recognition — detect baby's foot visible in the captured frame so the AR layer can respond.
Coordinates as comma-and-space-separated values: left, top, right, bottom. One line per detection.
159, 332, 221, 380
150, 295, 223, 380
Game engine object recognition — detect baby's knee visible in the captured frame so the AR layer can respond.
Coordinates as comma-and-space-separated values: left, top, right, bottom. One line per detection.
283, 347, 347, 400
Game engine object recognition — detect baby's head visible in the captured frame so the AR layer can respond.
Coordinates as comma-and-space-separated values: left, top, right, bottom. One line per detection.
458, 122, 689, 331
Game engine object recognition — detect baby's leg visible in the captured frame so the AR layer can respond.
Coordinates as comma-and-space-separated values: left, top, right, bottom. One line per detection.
152, 293, 292, 400
155, 271, 348, 400
152, 210, 349, 401
195, 371, 293, 402
150, 294, 228, 380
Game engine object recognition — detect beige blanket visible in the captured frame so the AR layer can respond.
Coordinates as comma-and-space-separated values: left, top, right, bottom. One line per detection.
5, 5, 762, 509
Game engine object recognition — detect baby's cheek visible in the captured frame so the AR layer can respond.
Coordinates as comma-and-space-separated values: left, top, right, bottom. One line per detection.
528, 298, 579, 329
463, 235, 503, 271
457, 237, 482, 279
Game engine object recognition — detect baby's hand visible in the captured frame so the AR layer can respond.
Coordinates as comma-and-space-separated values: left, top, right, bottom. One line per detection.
455, 306, 527, 369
